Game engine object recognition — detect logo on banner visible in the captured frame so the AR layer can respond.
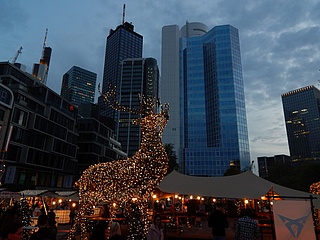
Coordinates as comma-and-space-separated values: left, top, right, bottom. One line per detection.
278, 214, 308, 238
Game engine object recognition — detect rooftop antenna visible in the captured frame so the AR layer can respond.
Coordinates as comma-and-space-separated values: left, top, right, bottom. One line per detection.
122, 4, 126, 24
11, 46, 23, 64
42, 28, 48, 57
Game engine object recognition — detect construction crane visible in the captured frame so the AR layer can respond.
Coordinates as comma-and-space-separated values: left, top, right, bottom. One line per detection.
11, 46, 23, 64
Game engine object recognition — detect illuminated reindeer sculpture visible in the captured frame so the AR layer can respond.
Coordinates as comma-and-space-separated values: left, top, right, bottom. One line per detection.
68, 86, 169, 240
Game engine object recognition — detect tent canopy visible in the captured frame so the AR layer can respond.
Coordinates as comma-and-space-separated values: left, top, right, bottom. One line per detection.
20, 190, 48, 197
158, 170, 317, 200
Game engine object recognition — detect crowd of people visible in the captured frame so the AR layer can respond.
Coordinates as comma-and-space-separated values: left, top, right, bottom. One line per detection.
0, 199, 263, 240
207, 207, 261, 240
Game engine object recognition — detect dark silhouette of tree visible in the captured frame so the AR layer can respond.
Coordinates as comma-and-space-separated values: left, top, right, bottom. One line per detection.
224, 166, 241, 176
268, 161, 320, 192
164, 143, 179, 174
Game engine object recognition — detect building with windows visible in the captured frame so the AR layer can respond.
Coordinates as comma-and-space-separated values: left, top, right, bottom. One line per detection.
0, 62, 125, 188
116, 58, 159, 156
257, 154, 291, 179
99, 22, 143, 122
0, 62, 78, 189
161, 22, 250, 176
282, 85, 320, 162
76, 103, 126, 177
60, 66, 97, 107
0, 83, 14, 162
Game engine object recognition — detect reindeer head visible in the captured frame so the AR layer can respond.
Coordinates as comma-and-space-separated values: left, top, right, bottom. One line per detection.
132, 103, 169, 137
98, 84, 169, 135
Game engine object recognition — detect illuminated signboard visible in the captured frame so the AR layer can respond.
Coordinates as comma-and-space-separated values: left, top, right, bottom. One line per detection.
0, 84, 13, 109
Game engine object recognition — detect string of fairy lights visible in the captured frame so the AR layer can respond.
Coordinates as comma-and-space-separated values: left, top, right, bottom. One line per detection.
310, 182, 320, 195
68, 86, 169, 240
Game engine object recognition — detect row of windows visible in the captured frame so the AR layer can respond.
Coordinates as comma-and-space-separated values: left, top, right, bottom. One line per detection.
16, 93, 45, 115
185, 160, 232, 167
50, 109, 75, 131
77, 143, 101, 154
53, 139, 77, 158
35, 115, 68, 140
27, 148, 63, 169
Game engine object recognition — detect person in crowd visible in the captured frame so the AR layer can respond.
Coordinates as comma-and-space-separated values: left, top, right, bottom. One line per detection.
109, 222, 123, 240
47, 211, 58, 239
0, 206, 22, 229
33, 203, 42, 217
1, 221, 23, 240
234, 208, 261, 240
208, 206, 229, 240
29, 214, 55, 240
147, 214, 163, 240
69, 209, 77, 226
186, 199, 197, 226
101, 204, 111, 218
89, 222, 108, 240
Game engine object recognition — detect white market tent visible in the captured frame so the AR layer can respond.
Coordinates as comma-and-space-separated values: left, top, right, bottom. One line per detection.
158, 170, 319, 205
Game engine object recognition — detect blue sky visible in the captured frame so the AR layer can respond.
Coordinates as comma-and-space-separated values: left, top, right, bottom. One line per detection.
2, 0, 320, 163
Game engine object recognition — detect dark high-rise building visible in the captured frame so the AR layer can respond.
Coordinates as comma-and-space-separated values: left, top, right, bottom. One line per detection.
60, 66, 97, 107
99, 22, 143, 122
257, 154, 291, 179
76, 103, 127, 179
161, 22, 250, 176
282, 85, 320, 161
117, 58, 159, 156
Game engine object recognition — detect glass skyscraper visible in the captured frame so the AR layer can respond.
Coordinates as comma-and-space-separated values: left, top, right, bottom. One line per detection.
99, 22, 143, 121
60, 66, 97, 107
161, 22, 250, 176
282, 85, 320, 161
117, 58, 159, 156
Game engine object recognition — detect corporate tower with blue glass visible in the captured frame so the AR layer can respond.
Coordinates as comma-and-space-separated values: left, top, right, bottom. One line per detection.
161, 22, 250, 176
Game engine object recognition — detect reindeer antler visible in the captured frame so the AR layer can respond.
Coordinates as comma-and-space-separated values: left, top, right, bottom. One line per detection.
98, 84, 161, 116
141, 95, 159, 115
98, 83, 142, 115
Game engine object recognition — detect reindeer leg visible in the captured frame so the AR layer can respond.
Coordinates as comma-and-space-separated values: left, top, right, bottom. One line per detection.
68, 203, 85, 240
81, 202, 94, 240
67, 201, 93, 240
140, 200, 150, 238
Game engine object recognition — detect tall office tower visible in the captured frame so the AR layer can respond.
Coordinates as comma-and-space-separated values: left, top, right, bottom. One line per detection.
60, 66, 97, 107
33, 29, 52, 85
117, 58, 159, 156
282, 85, 320, 161
161, 25, 180, 163
99, 22, 143, 122
161, 22, 251, 176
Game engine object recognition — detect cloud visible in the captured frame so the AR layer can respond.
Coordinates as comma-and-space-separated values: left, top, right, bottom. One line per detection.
2, 0, 320, 162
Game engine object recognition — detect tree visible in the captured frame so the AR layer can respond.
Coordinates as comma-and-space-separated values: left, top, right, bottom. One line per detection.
224, 166, 241, 176
268, 161, 320, 192
164, 143, 179, 174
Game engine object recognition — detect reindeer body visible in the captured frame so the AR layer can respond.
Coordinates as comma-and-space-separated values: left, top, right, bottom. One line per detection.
68, 92, 169, 240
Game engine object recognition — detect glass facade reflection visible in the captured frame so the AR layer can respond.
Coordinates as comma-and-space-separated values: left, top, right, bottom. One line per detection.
117, 58, 159, 156
61, 66, 97, 107
180, 24, 250, 176
282, 85, 320, 161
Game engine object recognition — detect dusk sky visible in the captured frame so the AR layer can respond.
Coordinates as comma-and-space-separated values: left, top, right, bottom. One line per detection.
2, 1, 320, 164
